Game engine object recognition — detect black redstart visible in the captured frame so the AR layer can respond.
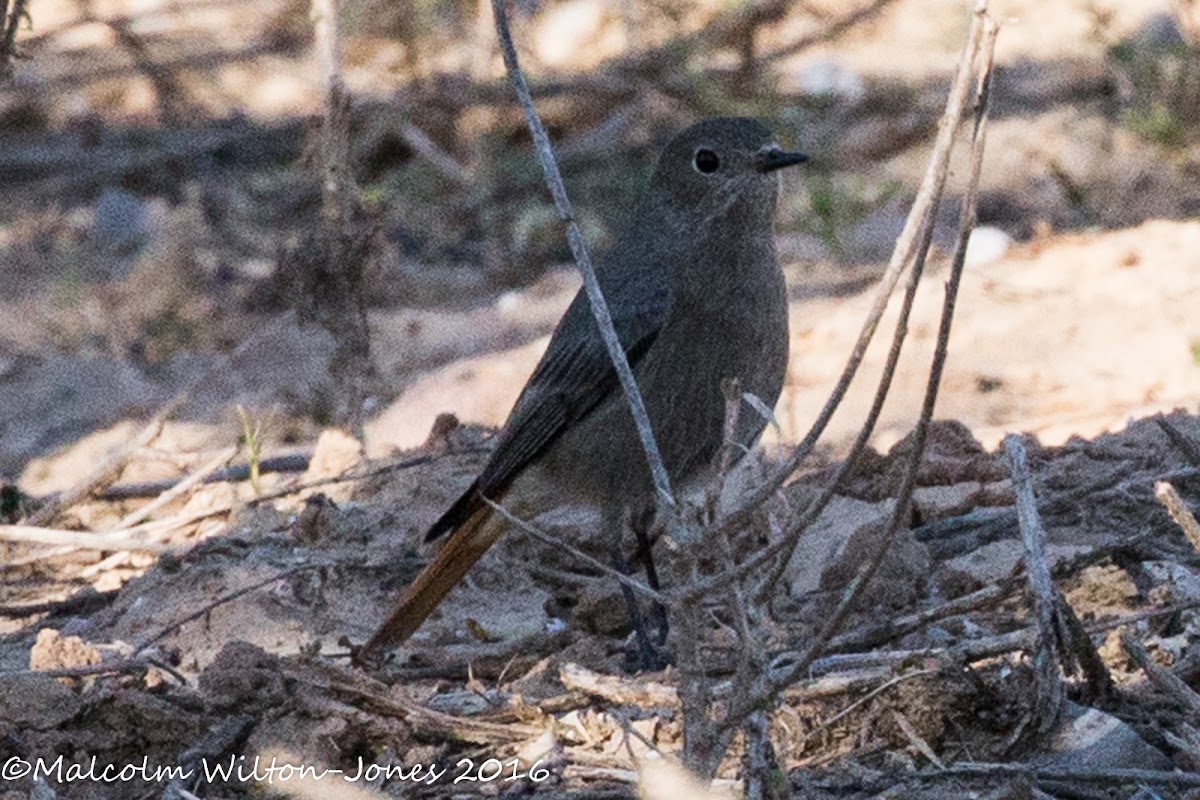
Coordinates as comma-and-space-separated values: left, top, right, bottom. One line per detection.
362, 117, 805, 657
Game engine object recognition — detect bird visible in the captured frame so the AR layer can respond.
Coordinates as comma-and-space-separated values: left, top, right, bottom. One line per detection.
361, 117, 806, 661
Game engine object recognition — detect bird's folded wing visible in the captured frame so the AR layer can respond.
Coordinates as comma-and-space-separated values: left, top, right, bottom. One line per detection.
478, 276, 670, 492
423, 269, 670, 542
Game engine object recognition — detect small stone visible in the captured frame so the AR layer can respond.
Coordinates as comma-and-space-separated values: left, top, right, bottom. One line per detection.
965, 225, 1012, 269
1036, 702, 1171, 771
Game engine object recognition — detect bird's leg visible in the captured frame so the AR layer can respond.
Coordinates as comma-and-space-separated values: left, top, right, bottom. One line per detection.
631, 508, 669, 648
605, 508, 666, 672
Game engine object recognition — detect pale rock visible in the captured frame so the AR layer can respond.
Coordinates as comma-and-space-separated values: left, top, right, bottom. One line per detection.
1036, 702, 1171, 771
786, 494, 893, 598
965, 225, 1013, 269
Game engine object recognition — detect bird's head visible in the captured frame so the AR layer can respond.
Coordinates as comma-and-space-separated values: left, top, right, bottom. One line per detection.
648, 117, 807, 222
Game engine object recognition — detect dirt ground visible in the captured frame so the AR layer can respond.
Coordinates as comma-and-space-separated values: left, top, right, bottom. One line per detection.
2, 0, 1200, 797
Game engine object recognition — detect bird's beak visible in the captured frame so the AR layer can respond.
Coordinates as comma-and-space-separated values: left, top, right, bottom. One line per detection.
755, 146, 808, 173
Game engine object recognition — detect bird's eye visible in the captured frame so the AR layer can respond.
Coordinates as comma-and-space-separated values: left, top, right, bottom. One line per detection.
693, 148, 720, 174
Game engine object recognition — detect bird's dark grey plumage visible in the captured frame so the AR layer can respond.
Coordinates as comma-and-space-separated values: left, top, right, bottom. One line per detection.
364, 117, 805, 653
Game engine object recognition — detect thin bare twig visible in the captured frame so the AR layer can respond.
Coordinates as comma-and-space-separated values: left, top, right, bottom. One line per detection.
312, 0, 352, 230
696, 0, 997, 567
490, 0, 675, 515
3, 656, 186, 684
0, 588, 117, 618
486, 499, 666, 604
0, 524, 173, 552
721, 12, 999, 729
1005, 434, 1068, 736
96, 452, 311, 501
1156, 480, 1200, 552
117, 445, 239, 529
761, 0, 900, 62
14, 449, 480, 558
802, 668, 936, 741
747, 187, 937, 605
933, 762, 1200, 788
395, 119, 473, 187
134, 564, 323, 654
1121, 631, 1200, 723
560, 662, 678, 707
306, 0, 373, 436
0, 0, 29, 80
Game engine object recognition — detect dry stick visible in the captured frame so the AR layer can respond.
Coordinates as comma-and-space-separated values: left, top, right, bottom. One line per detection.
1121, 631, 1200, 723
802, 668, 936, 741
1156, 416, 1200, 467
827, 531, 1149, 654
1, 545, 78, 569
722, 14, 998, 732
311, 0, 351, 231
395, 119, 473, 187
1156, 480, 1200, 552
485, 500, 666, 604
761, 0, 898, 62
12, 450, 480, 555
3, 490, 253, 551
560, 662, 679, 707
96, 451, 311, 501
749, 204, 937, 605
306, 663, 545, 745
133, 564, 322, 654
786, 597, 1200, 683
724, 0, 994, 600
25, 398, 182, 526
244, 448, 484, 506
894, 710, 946, 770
2, 656, 186, 684
0, 0, 28, 79
490, 0, 675, 516
933, 762, 1200, 789
1004, 434, 1069, 735
678, 384, 754, 772
742, 710, 772, 800
709, 390, 773, 797
696, 0, 995, 573
116, 444, 239, 529
711, 382, 759, 676
827, 582, 1006, 653
0, 588, 116, 618
0, 524, 172, 552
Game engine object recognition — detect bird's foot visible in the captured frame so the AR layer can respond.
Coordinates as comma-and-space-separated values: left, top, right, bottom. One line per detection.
624, 625, 674, 673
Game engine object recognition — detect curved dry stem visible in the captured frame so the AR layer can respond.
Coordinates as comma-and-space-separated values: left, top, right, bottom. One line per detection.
490, 0, 676, 516
719, 14, 999, 730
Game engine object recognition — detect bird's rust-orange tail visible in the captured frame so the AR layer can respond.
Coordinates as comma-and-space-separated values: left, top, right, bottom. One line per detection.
361, 508, 503, 656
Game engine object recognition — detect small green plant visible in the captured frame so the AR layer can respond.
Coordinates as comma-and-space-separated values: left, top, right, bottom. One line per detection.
1124, 101, 1186, 147
1190, 338, 1200, 367
1109, 38, 1200, 148
236, 405, 276, 495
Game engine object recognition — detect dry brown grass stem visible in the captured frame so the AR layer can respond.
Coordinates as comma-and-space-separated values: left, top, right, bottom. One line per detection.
693, 2, 998, 591
718, 9, 999, 734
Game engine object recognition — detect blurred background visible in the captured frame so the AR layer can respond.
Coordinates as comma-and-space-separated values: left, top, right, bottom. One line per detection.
1, 0, 1199, 498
